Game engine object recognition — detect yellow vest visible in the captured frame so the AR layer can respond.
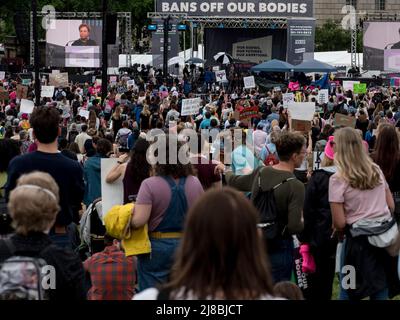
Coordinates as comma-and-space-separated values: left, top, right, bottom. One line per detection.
104, 203, 151, 257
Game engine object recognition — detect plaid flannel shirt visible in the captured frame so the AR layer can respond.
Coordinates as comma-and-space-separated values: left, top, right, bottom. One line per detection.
84, 244, 137, 300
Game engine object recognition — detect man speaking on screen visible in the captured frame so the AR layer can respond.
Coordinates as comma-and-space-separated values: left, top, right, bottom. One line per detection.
71, 24, 97, 46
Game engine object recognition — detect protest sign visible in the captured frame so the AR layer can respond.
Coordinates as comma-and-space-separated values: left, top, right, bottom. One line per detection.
20, 99, 35, 114
52, 70, 60, 74
274, 87, 281, 92
127, 80, 135, 86
239, 106, 259, 121
343, 80, 359, 92
291, 119, 311, 132
283, 93, 295, 108
21, 79, 31, 86
0, 71, 5, 80
49, 73, 69, 87
79, 109, 90, 119
95, 79, 102, 86
289, 81, 300, 91
110, 76, 118, 84
215, 70, 227, 82
295, 92, 303, 102
40, 86, 55, 98
243, 76, 256, 89
313, 151, 325, 171
334, 113, 356, 128
317, 89, 329, 104
212, 66, 220, 72
16, 85, 28, 99
181, 98, 202, 116
101, 159, 124, 218
288, 102, 315, 121
353, 83, 367, 94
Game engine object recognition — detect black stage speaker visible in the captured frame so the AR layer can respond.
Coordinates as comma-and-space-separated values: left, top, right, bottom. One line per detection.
106, 14, 117, 44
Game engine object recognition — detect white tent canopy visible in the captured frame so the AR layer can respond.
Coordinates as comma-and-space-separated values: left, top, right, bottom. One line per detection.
313, 51, 363, 69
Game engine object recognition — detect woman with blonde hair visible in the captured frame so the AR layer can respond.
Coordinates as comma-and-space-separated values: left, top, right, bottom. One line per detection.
0, 171, 86, 300
329, 127, 397, 300
140, 104, 151, 132
88, 110, 99, 131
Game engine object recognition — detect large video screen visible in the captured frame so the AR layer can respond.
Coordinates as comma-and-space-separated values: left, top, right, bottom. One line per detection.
46, 20, 118, 68
364, 22, 400, 71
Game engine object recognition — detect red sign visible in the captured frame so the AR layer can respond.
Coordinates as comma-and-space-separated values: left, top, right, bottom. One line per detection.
239, 106, 259, 121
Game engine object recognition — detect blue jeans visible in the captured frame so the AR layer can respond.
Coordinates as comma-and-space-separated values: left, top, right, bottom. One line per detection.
339, 239, 389, 300
268, 239, 294, 283
137, 238, 180, 292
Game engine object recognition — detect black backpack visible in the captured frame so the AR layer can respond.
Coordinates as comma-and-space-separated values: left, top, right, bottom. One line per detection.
151, 112, 160, 128
0, 187, 13, 236
253, 170, 295, 241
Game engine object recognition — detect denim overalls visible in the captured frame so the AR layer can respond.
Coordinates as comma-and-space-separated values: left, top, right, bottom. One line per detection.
137, 176, 187, 292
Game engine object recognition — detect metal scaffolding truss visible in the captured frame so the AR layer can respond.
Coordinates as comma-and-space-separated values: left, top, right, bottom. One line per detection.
30, 11, 133, 67
147, 12, 287, 28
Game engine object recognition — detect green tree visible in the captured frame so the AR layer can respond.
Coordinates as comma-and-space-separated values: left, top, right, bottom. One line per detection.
315, 20, 362, 52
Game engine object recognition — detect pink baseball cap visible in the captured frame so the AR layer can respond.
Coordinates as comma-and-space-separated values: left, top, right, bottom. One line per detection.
324, 136, 335, 160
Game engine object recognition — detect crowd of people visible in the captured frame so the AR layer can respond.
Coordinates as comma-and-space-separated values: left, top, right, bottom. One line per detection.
0, 65, 400, 301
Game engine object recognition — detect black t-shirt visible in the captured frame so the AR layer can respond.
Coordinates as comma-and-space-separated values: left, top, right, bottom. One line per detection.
71, 39, 97, 46
6, 151, 84, 226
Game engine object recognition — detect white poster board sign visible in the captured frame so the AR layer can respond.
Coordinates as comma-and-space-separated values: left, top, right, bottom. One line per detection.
181, 98, 202, 116
215, 70, 227, 82
127, 80, 135, 86
79, 109, 90, 119
243, 76, 256, 89
101, 158, 124, 219
313, 151, 326, 171
283, 93, 295, 108
20, 99, 35, 114
318, 89, 329, 104
41, 86, 55, 98
212, 66, 220, 72
0, 71, 5, 80
288, 102, 315, 121
343, 81, 360, 92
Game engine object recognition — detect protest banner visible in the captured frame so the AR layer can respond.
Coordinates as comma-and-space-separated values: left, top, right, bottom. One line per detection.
243, 76, 256, 89
215, 70, 227, 82
313, 151, 325, 171
16, 85, 28, 99
20, 99, 35, 114
49, 73, 69, 87
283, 93, 295, 108
317, 89, 329, 104
40, 86, 55, 98
288, 102, 315, 121
343, 80, 359, 92
239, 106, 259, 121
334, 113, 356, 128
101, 158, 124, 218
181, 98, 202, 116
353, 83, 367, 94
79, 109, 90, 119
0, 71, 5, 80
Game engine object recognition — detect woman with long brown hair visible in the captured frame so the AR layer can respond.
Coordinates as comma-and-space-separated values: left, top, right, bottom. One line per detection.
134, 187, 278, 300
371, 123, 400, 220
131, 135, 204, 292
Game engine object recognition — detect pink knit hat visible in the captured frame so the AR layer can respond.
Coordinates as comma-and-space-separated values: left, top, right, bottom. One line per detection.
324, 136, 335, 160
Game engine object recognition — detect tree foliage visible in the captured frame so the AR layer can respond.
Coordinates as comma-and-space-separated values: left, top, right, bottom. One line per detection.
315, 20, 362, 52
